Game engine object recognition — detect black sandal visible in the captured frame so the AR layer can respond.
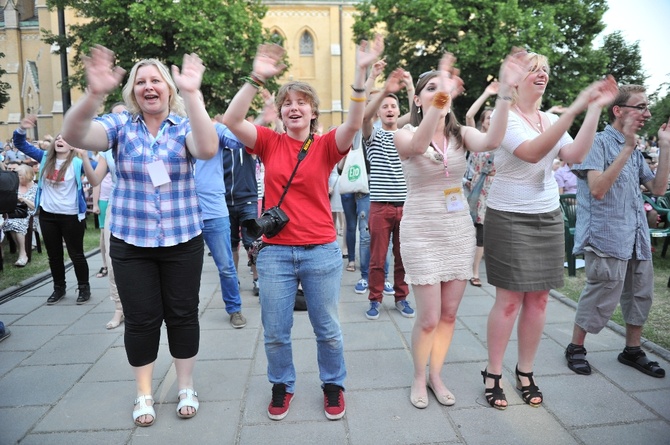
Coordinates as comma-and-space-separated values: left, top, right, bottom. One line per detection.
96, 267, 108, 278
481, 369, 507, 410
618, 350, 666, 378
515, 365, 543, 407
565, 343, 591, 375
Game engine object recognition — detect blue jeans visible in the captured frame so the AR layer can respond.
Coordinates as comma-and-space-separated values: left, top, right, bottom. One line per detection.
341, 192, 388, 281
228, 201, 259, 250
257, 241, 346, 392
202, 217, 242, 314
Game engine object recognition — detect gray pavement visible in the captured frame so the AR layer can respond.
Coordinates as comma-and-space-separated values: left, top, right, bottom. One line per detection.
1, 249, 670, 445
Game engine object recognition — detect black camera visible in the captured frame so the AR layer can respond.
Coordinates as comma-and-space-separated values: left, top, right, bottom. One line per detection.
242, 206, 290, 239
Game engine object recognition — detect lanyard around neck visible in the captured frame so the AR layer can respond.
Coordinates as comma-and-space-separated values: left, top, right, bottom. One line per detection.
431, 137, 449, 178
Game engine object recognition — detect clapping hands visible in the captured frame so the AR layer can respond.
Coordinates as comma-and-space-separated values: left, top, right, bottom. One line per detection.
498, 48, 531, 97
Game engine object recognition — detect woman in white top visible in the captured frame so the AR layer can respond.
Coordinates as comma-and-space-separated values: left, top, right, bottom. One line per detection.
482, 53, 617, 410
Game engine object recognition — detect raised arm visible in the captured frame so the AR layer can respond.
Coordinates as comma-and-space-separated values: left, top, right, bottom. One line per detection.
465, 81, 499, 128
557, 76, 618, 164
394, 53, 460, 159
336, 34, 384, 154
13, 115, 46, 162
61, 46, 126, 151
513, 76, 618, 163
222, 44, 287, 148
644, 117, 670, 195
174, 53, 218, 160
462, 50, 530, 152
72, 147, 109, 187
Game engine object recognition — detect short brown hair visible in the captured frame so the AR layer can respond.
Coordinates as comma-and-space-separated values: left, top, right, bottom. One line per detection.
275, 81, 320, 134
608, 84, 646, 122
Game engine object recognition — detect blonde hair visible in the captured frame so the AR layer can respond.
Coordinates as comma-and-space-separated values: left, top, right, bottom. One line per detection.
17, 163, 34, 183
275, 81, 320, 134
121, 59, 185, 117
512, 52, 550, 109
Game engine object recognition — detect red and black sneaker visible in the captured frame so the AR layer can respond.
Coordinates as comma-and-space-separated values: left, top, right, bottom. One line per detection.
323, 383, 345, 420
268, 383, 293, 420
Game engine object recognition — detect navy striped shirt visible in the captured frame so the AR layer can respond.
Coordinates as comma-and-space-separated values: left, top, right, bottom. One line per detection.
364, 127, 407, 202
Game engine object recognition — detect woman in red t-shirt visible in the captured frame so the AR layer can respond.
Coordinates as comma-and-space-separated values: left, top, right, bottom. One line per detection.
222, 36, 382, 422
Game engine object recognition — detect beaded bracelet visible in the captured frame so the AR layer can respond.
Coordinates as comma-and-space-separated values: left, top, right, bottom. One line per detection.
350, 96, 366, 102
243, 76, 263, 89
431, 92, 450, 109
250, 72, 266, 87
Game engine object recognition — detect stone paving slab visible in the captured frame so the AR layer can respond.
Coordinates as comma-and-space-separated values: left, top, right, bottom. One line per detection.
1, 250, 669, 444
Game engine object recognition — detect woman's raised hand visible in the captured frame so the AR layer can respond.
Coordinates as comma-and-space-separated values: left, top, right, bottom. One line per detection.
437, 53, 463, 98
172, 53, 206, 94
370, 57, 387, 80
19, 115, 37, 130
571, 75, 618, 113
498, 48, 530, 96
485, 81, 500, 96
357, 33, 384, 69
252, 44, 287, 82
384, 68, 407, 94
82, 45, 126, 97
589, 75, 619, 108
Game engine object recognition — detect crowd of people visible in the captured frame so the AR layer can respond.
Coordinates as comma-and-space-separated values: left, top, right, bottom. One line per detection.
2, 34, 670, 429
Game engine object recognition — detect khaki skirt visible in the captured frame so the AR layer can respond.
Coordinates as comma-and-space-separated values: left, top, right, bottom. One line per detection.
483, 207, 564, 292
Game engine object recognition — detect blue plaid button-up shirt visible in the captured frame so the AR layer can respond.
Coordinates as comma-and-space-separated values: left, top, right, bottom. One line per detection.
573, 125, 655, 260
95, 111, 202, 248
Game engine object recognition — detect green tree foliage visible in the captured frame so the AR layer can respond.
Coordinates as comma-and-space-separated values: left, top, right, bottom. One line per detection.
353, 0, 609, 129
601, 31, 647, 86
0, 52, 11, 110
44, 0, 267, 114
646, 85, 670, 139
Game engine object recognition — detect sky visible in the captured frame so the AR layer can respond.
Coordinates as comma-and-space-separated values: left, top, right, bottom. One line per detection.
600, 0, 670, 97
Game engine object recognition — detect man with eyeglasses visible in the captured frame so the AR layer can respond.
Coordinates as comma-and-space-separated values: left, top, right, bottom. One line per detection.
565, 85, 670, 379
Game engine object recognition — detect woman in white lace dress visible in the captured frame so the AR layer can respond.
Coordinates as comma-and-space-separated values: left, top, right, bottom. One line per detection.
394, 51, 525, 409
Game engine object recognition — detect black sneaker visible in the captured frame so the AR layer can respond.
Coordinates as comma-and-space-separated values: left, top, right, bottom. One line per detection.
253, 279, 259, 297
47, 286, 66, 305
76, 284, 91, 305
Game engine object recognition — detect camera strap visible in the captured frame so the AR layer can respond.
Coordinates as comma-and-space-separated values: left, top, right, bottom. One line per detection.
276, 133, 314, 208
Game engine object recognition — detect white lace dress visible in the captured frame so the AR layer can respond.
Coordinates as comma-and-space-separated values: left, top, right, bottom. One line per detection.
399, 126, 475, 285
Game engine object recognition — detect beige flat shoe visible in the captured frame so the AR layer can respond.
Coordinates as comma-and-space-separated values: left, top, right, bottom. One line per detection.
427, 380, 455, 406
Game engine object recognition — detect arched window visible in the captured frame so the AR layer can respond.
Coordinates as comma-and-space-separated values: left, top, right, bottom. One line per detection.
270, 31, 284, 46
299, 31, 314, 56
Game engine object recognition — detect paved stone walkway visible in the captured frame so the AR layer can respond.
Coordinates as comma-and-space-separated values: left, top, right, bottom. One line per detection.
1, 250, 669, 444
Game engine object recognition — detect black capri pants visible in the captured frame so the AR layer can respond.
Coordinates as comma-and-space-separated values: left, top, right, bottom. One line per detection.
111, 234, 204, 367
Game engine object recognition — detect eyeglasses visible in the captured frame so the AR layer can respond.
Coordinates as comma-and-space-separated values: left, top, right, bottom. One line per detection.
619, 104, 650, 112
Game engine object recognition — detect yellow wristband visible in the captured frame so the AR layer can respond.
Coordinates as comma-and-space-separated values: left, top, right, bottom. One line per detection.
350, 96, 366, 103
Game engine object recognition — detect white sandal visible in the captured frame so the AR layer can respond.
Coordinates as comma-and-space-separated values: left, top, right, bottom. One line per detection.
176, 388, 199, 419
133, 395, 155, 427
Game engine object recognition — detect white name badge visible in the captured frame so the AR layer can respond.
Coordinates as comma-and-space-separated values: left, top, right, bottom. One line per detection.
444, 187, 465, 212
147, 160, 171, 187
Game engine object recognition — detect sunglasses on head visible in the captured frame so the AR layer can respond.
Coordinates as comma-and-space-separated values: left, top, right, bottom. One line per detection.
418, 70, 436, 80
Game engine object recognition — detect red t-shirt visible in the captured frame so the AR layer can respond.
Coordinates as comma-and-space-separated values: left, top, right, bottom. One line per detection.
250, 126, 346, 245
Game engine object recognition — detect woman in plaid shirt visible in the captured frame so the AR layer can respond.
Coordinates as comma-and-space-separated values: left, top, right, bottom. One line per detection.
62, 46, 217, 427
